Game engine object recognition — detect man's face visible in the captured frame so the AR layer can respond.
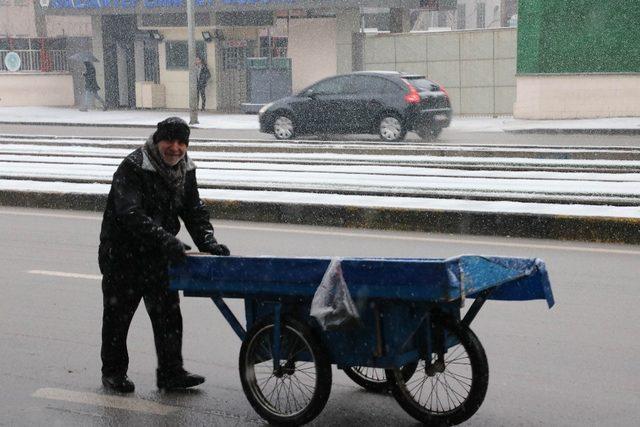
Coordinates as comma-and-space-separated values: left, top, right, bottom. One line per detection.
157, 139, 187, 166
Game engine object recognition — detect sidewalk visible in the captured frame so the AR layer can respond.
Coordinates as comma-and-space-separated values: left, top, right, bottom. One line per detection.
1, 106, 640, 134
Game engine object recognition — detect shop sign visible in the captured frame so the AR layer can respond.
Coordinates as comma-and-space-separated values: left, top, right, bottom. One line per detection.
4, 51, 21, 72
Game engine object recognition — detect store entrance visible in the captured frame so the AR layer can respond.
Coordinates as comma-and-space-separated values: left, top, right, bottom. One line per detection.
102, 15, 136, 108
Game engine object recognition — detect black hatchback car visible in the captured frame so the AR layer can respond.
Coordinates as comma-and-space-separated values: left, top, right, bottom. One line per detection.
259, 71, 452, 142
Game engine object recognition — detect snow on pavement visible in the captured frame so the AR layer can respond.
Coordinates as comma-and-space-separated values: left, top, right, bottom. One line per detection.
1, 179, 638, 219
2, 161, 640, 197
2, 143, 640, 168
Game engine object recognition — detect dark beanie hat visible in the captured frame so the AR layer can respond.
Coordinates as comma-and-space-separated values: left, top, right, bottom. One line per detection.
153, 117, 190, 145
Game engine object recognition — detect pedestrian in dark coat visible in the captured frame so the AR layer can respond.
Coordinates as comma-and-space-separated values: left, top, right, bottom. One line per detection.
80, 61, 107, 111
98, 117, 230, 393
195, 55, 211, 111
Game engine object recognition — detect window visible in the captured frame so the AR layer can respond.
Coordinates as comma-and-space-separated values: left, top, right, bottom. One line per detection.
165, 41, 206, 70
437, 11, 448, 28
259, 36, 287, 58
457, 4, 466, 29
352, 76, 399, 94
144, 44, 160, 83
404, 77, 438, 92
309, 76, 354, 96
222, 46, 249, 70
476, 2, 486, 28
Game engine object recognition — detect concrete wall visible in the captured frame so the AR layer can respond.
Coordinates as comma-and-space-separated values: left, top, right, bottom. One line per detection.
363, 28, 517, 115
288, 18, 337, 93
514, 74, 640, 119
46, 15, 92, 37
0, 2, 36, 37
0, 3, 91, 38
0, 73, 74, 106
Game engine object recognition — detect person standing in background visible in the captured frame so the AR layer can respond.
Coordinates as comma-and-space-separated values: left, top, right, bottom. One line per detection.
80, 61, 107, 112
195, 56, 211, 111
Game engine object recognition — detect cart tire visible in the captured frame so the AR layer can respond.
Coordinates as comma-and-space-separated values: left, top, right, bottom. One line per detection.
386, 318, 489, 426
239, 317, 332, 426
343, 363, 418, 393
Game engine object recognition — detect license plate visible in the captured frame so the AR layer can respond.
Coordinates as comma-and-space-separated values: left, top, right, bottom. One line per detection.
434, 114, 448, 122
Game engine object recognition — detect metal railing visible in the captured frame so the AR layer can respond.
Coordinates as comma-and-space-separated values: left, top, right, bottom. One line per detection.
0, 49, 68, 72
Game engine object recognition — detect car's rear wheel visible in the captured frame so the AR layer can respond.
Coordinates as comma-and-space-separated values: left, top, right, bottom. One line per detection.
273, 114, 295, 140
417, 125, 442, 142
379, 115, 406, 142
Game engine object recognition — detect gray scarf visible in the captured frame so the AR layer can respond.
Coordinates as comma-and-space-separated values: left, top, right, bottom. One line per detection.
143, 138, 187, 204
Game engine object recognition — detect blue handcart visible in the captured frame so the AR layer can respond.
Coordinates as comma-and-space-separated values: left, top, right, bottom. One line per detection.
170, 255, 554, 426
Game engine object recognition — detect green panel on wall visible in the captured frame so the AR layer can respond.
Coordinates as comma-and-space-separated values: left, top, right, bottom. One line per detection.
517, 0, 640, 74
517, 0, 543, 73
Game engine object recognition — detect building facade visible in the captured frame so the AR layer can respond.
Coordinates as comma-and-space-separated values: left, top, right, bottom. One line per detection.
0, 0, 92, 106
39, 0, 423, 111
514, 0, 640, 119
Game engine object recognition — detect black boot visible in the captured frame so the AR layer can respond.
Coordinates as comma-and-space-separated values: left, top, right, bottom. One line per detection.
157, 368, 205, 390
102, 375, 135, 393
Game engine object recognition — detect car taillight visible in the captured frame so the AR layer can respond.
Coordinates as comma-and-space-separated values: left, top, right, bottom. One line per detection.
404, 83, 421, 104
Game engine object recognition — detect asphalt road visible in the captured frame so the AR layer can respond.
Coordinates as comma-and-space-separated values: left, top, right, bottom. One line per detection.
1, 122, 640, 147
0, 207, 638, 426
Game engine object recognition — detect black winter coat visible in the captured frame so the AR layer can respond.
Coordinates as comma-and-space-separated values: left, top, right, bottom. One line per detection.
84, 62, 100, 92
197, 64, 211, 90
99, 147, 218, 282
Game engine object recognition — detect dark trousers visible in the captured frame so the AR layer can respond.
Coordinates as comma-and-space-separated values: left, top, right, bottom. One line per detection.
101, 274, 183, 377
197, 86, 206, 110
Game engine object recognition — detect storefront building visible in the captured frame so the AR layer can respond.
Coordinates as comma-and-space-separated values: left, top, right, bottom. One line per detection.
43, 0, 422, 111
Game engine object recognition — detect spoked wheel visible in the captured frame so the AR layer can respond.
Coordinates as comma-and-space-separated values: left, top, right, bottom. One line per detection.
379, 115, 406, 142
343, 363, 418, 393
239, 317, 332, 426
386, 318, 489, 426
273, 115, 295, 140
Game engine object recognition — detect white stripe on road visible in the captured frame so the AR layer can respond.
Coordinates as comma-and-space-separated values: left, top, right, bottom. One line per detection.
32, 388, 177, 416
2, 208, 639, 256
28, 270, 102, 280
0, 209, 100, 221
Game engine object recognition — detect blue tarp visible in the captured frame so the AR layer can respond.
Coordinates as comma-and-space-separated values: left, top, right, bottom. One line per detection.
445, 256, 555, 308
170, 255, 554, 308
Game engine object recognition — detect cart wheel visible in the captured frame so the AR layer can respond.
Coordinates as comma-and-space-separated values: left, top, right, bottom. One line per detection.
343, 363, 418, 393
386, 318, 489, 426
239, 317, 332, 426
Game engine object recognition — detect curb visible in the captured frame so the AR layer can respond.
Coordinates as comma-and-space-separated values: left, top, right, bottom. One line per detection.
0, 121, 160, 129
4, 121, 640, 135
1, 190, 639, 245
505, 128, 640, 135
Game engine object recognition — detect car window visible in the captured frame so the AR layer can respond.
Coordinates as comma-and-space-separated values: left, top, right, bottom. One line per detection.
352, 76, 400, 94
308, 76, 354, 95
403, 77, 439, 91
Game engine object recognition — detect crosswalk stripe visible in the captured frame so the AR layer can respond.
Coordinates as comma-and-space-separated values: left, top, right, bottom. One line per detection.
32, 388, 177, 416
28, 270, 102, 280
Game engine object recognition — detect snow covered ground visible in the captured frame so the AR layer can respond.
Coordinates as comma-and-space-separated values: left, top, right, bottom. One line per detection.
1, 135, 639, 219
1, 106, 640, 132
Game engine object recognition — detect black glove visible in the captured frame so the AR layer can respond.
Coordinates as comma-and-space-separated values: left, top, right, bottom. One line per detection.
205, 243, 230, 256
166, 239, 192, 263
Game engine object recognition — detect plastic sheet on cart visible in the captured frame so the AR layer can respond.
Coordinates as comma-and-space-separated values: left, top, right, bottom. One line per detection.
310, 259, 361, 331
